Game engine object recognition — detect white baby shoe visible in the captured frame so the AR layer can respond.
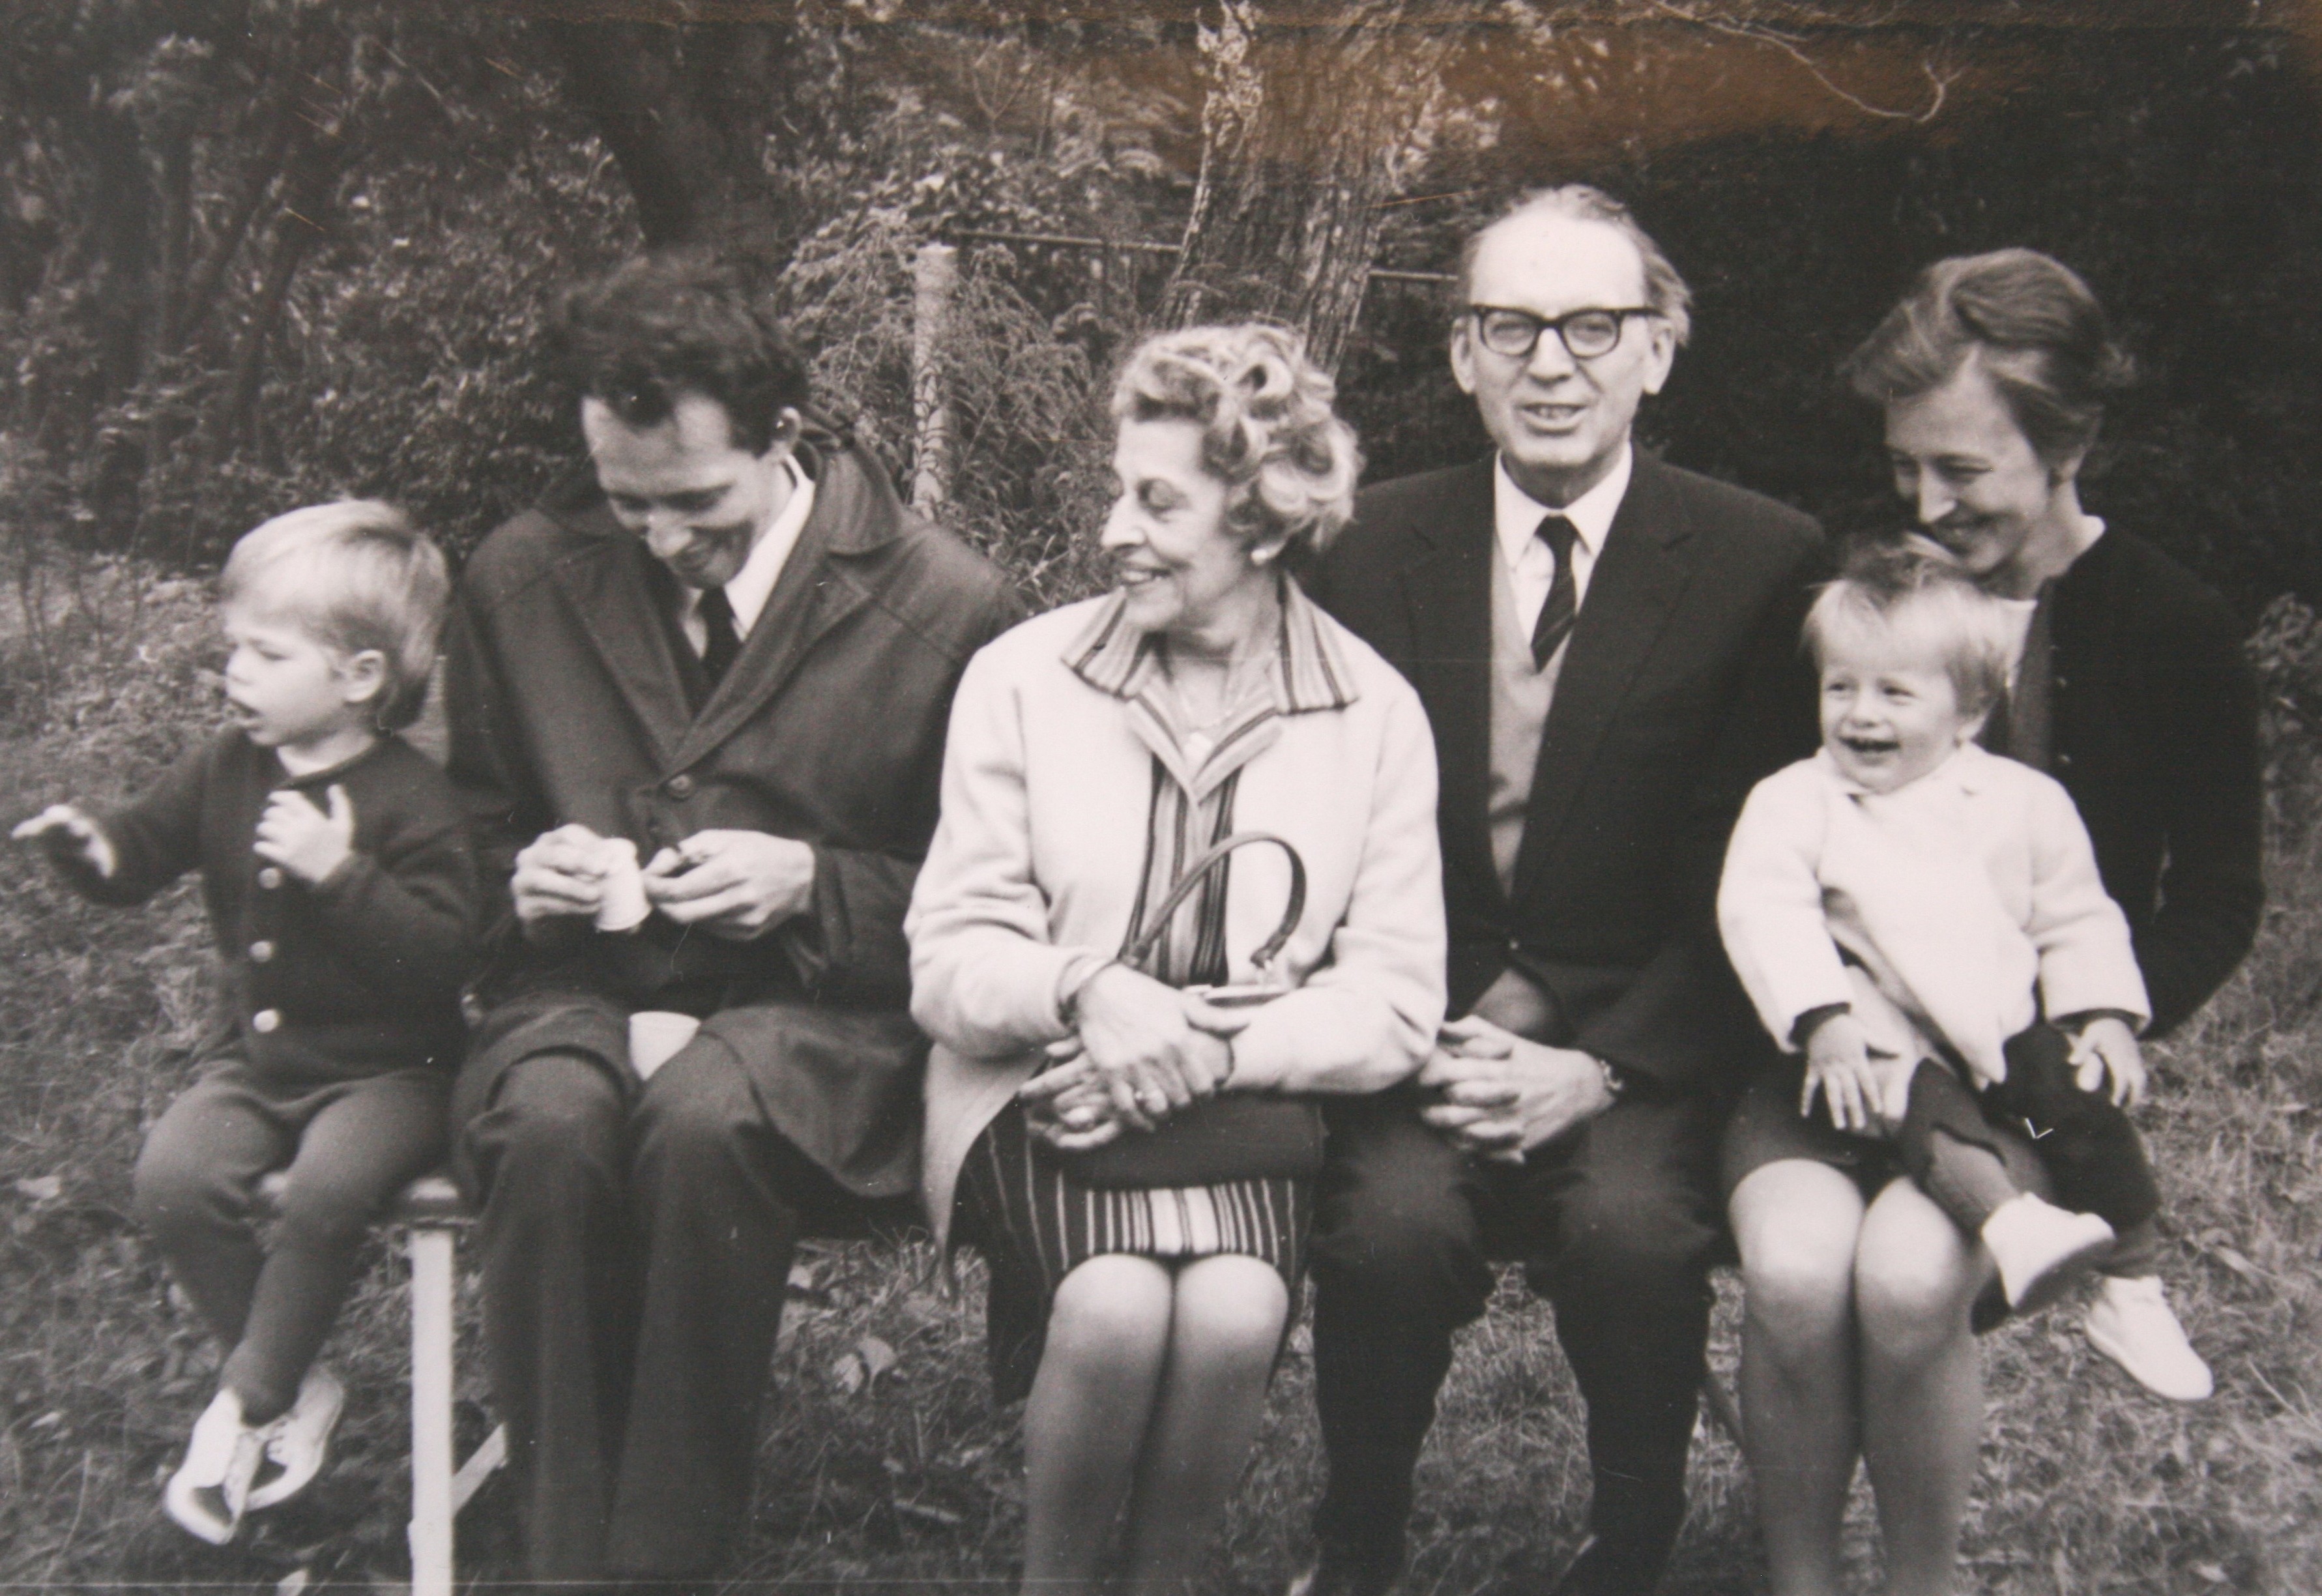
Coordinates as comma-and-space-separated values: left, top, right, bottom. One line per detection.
1981, 1193, 2115, 1314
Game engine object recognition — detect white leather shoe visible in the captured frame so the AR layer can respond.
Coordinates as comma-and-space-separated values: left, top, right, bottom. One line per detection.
245, 1365, 345, 1510
164, 1389, 264, 1545
2087, 1275, 2213, 1401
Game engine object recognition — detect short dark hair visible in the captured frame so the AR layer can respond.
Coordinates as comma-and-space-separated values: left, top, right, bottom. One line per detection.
1455, 184, 1693, 348
1841, 248, 2134, 469
548, 253, 810, 454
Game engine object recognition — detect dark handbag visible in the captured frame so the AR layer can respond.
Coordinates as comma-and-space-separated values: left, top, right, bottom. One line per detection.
1055, 832, 1328, 1188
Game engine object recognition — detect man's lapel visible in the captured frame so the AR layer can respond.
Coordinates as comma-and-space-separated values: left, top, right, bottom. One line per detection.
1397, 461, 1500, 905
545, 513, 692, 771
1511, 453, 1701, 903
673, 448, 884, 770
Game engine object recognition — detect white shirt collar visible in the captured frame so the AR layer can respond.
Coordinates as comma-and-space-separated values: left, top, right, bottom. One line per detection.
1492, 444, 1632, 572
683, 456, 813, 638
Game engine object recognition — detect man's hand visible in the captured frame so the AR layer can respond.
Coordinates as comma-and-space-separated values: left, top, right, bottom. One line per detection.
642, 830, 815, 939
1068, 963, 1236, 1129
254, 785, 356, 885
12, 804, 116, 880
1800, 1012, 1884, 1135
2069, 1016, 2147, 1108
1417, 1013, 1615, 1160
511, 824, 618, 927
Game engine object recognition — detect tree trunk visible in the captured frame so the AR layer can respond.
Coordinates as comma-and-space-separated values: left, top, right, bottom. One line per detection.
1161, 0, 1461, 373
216, 123, 351, 453
85, 104, 152, 401
538, 18, 794, 266
82, 99, 152, 542
180, 33, 327, 351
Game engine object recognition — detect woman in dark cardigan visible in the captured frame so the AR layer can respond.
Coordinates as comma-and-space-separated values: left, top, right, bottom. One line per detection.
1850, 251, 2261, 1055
1722, 248, 2261, 1596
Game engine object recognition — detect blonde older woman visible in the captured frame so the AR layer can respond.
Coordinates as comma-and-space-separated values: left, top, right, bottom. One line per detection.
907, 324, 1445, 1594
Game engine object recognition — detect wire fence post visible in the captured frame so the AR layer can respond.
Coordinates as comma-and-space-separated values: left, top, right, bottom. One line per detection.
911, 242, 957, 517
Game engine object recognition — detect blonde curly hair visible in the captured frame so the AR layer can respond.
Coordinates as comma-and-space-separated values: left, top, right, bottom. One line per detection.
1111, 323, 1363, 562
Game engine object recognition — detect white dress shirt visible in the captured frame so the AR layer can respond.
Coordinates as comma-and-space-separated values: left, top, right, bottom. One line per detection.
676, 457, 815, 652
1492, 443, 1633, 639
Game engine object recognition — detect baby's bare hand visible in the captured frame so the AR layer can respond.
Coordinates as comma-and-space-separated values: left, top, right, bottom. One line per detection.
254, 785, 356, 884
12, 804, 117, 879
1801, 1014, 1881, 1135
2070, 1017, 2147, 1108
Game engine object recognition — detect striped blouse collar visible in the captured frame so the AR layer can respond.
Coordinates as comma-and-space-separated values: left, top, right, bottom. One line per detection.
1064, 573, 1359, 798
1064, 573, 1357, 713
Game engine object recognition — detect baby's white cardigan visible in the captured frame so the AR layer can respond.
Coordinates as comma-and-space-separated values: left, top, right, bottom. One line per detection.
1719, 744, 2149, 1087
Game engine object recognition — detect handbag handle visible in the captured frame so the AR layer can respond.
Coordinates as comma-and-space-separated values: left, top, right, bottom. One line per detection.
1122, 831, 1307, 981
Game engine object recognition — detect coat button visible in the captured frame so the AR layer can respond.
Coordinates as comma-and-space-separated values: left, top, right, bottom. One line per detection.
666, 774, 695, 799
252, 1009, 282, 1034
250, 940, 276, 963
257, 866, 284, 889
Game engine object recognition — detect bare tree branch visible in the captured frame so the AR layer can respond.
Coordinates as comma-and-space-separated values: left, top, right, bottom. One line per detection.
1646, 1, 1960, 125
1163, 0, 1468, 371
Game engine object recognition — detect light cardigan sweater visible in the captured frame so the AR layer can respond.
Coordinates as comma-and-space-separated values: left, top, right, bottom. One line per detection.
908, 584, 1447, 1243
1719, 743, 2149, 1088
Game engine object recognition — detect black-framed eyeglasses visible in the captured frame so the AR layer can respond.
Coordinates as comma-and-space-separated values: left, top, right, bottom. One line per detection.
1465, 304, 1656, 360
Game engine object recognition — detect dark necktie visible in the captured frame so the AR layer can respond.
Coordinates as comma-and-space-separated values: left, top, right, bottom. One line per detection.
1530, 514, 1579, 669
697, 585, 742, 686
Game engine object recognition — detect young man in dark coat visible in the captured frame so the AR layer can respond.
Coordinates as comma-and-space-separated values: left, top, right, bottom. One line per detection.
444, 255, 1020, 1588
1296, 187, 1824, 1596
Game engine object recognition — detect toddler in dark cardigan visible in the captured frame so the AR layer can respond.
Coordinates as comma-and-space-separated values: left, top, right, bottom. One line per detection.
13, 503, 476, 1543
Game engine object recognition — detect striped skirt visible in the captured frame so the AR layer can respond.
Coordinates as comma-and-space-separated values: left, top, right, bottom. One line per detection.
957, 1101, 1310, 1404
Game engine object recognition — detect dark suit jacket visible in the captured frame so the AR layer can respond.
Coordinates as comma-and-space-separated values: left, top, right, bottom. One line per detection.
1309, 451, 1823, 1094
2048, 527, 2263, 1036
445, 428, 1022, 1195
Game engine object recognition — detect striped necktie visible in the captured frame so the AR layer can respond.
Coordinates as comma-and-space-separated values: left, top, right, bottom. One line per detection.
1530, 514, 1579, 669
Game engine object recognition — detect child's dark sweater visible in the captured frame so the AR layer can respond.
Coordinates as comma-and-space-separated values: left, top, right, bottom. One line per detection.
63, 731, 477, 1079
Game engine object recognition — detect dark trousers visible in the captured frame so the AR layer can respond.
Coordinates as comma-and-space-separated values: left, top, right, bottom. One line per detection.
133, 1060, 447, 1421
1307, 1085, 1724, 1591
1898, 1024, 2162, 1238
456, 1032, 864, 1586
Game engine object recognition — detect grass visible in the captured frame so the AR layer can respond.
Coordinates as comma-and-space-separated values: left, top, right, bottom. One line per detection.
2, 572, 2318, 1594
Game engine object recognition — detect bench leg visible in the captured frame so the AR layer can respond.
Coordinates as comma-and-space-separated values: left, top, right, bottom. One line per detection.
409, 1222, 457, 1596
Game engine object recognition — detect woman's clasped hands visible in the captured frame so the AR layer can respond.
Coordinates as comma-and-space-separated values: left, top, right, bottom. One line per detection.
1017, 962, 1250, 1148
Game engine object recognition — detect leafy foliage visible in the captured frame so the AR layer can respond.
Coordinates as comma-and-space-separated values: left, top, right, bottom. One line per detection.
5, 8, 2315, 634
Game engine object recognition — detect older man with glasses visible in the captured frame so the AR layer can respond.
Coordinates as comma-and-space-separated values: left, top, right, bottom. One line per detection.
1298, 186, 1826, 1595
